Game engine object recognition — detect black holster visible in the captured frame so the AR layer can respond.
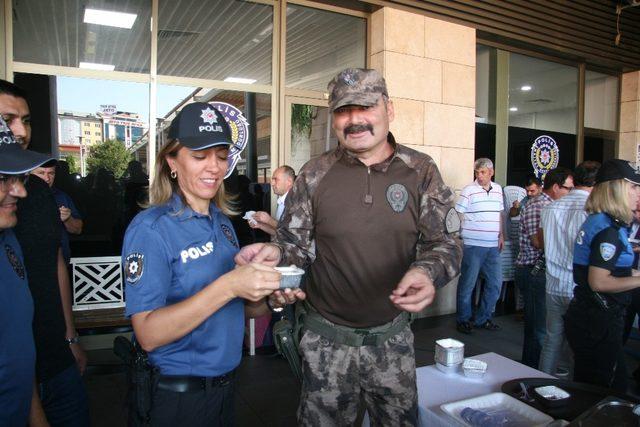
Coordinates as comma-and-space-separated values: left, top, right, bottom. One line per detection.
113, 336, 157, 427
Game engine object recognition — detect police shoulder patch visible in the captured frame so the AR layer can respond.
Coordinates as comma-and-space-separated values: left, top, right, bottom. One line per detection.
386, 183, 409, 213
445, 208, 461, 234
599, 243, 616, 262
124, 252, 144, 284
5, 244, 25, 279
221, 224, 238, 248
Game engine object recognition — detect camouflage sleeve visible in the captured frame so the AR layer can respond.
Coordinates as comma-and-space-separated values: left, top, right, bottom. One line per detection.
410, 159, 462, 288
273, 167, 317, 268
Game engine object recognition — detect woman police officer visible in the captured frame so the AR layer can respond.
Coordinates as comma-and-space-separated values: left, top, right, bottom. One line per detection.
122, 102, 280, 426
565, 159, 640, 392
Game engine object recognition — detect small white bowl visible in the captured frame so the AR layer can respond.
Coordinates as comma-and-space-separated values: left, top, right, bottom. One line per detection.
274, 266, 304, 289
462, 358, 487, 378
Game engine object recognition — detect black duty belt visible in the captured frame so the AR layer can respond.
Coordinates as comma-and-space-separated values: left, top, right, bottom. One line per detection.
156, 372, 234, 393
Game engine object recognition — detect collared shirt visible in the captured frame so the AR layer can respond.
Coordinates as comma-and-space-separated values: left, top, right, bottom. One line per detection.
456, 180, 504, 247
516, 192, 552, 266
275, 192, 288, 221
0, 229, 35, 427
540, 189, 589, 297
123, 194, 242, 376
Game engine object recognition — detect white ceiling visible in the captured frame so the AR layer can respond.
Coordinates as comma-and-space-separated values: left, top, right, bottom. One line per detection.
12, 0, 366, 91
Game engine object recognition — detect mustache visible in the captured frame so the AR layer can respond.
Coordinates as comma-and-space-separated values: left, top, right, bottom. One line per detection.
344, 124, 374, 137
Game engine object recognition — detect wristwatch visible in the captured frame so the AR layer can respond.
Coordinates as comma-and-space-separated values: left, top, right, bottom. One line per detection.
66, 334, 80, 345
266, 297, 284, 313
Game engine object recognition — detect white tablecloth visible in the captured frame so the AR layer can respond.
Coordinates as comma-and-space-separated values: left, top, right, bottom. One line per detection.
417, 352, 554, 426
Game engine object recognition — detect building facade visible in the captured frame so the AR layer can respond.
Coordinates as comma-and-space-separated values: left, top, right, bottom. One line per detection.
1, 0, 638, 315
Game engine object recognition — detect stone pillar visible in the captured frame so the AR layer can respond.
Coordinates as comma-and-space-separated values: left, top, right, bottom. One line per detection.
370, 8, 476, 316
620, 71, 640, 162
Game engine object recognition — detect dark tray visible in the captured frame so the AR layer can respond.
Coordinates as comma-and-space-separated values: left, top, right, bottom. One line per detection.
501, 378, 638, 421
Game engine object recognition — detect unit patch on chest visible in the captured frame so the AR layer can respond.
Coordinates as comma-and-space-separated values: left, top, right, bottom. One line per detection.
220, 224, 238, 248
386, 183, 408, 213
5, 244, 25, 279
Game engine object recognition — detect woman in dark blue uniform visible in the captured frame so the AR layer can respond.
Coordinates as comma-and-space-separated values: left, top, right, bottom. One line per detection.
565, 159, 640, 391
122, 103, 280, 426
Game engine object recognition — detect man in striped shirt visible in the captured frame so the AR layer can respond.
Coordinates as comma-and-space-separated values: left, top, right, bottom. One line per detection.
455, 158, 504, 334
516, 167, 574, 368
538, 161, 599, 375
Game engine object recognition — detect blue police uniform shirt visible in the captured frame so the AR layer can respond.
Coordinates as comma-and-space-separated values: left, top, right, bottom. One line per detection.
573, 212, 633, 306
123, 194, 243, 377
0, 229, 36, 427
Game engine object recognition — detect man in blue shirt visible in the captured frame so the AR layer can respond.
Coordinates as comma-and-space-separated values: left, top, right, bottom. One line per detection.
0, 116, 54, 426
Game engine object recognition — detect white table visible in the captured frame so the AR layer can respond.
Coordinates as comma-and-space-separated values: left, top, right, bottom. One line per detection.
417, 352, 554, 426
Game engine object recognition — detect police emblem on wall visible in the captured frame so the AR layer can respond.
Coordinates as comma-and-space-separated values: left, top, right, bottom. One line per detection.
5, 244, 25, 279
210, 102, 249, 179
124, 252, 145, 284
530, 135, 559, 180
386, 184, 408, 213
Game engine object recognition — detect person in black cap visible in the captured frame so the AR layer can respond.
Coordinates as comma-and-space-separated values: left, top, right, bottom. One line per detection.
0, 116, 53, 427
565, 158, 640, 392
122, 102, 281, 426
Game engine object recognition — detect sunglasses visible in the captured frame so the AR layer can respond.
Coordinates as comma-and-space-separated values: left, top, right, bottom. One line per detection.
0, 173, 29, 190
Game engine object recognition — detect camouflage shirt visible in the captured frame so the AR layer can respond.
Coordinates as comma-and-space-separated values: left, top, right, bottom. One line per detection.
275, 134, 462, 327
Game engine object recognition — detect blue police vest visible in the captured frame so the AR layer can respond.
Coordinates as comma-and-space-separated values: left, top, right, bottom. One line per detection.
0, 229, 35, 426
574, 212, 634, 268
573, 212, 633, 306
123, 195, 243, 377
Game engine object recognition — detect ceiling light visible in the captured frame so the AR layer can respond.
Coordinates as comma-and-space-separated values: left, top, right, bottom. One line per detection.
509, 107, 518, 112
79, 62, 115, 71
224, 77, 257, 84
520, 85, 532, 91
84, 8, 137, 29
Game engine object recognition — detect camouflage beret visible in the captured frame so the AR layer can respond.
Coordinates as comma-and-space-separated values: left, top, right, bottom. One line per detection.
327, 68, 388, 112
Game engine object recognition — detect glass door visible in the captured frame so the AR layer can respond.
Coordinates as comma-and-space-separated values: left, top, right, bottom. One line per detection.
284, 96, 337, 173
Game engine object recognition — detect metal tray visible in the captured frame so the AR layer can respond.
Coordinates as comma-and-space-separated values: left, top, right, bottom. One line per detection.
502, 378, 638, 422
568, 396, 640, 426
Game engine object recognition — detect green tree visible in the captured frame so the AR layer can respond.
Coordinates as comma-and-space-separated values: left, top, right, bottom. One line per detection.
63, 154, 80, 174
86, 139, 132, 178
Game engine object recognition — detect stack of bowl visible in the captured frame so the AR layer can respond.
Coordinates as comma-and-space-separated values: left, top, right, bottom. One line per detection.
434, 338, 464, 374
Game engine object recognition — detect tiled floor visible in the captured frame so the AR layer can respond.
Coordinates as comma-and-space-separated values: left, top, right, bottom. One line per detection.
84, 312, 640, 426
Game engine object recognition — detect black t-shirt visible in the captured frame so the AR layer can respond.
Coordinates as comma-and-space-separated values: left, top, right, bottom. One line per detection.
14, 176, 74, 382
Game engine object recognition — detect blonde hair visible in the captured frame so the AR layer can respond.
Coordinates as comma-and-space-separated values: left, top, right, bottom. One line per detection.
585, 179, 633, 224
149, 139, 237, 216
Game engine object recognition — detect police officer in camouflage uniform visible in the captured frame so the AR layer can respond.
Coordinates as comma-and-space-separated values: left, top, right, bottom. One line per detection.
236, 68, 461, 426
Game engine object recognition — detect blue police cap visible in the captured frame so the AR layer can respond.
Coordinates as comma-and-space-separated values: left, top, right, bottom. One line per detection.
168, 102, 233, 151
0, 117, 53, 174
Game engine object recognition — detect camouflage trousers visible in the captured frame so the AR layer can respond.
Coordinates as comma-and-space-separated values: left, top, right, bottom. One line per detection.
297, 318, 417, 426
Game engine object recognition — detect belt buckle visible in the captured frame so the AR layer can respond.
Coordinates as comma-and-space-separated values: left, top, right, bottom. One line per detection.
355, 330, 380, 346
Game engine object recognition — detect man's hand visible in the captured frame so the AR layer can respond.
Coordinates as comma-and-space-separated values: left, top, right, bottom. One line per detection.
59, 206, 71, 222
69, 342, 88, 374
268, 287, 306, 308
498, 234, 505, 251
235, 243, 281, 267
389, 268, 436, 313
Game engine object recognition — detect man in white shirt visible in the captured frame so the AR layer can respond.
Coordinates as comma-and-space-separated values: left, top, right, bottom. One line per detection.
455, 158, 505, 334
538, 161, 600, 376
251, 165, 295, 236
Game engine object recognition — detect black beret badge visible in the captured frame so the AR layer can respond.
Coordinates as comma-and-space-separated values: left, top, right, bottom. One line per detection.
5, 244, 25, 279
124, 252, 144, 285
